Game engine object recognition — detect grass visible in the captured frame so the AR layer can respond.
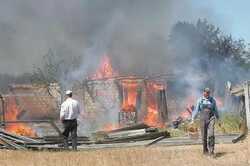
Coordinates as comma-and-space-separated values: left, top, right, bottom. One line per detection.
0, 138, 249, 166
169, 112, 243, 137
0, 113, 247, 166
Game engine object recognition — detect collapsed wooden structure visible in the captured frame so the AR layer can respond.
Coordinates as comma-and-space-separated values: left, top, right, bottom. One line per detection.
0, 122, 170, 150
229, 81, 250, 143
0, 75, 172, 150
230, 81, 250, 129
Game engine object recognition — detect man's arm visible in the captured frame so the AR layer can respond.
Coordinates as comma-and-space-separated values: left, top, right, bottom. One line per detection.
192, 99, 201, 121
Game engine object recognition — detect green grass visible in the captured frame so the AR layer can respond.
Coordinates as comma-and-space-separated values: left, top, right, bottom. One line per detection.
215, 112, 244, 134
169, 112, 243, 137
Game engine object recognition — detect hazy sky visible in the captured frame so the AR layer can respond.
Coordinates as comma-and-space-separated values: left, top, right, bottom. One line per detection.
191, 0, 250, 40
0, 0, 249, 75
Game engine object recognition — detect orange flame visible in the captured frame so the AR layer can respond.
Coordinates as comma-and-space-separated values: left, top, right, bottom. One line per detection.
121, 80, 138, 112
5, 96, 37, 137
91, 54, 118, 79
103, 123, 120, 132
215, 97, 224, 109
144, 82, 165, 128
92, 55, 166, 129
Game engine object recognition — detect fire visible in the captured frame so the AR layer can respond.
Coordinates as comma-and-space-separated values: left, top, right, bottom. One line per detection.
121, 80, 138, 112
180, 95, 196, 120
144, 81, 165, 128
215, 96, 224, 109
178, 95, 223, 121
91, 54, 118, 79
92, 55, 166, 129
5, 96, 37, 137
103, 123, 120, 131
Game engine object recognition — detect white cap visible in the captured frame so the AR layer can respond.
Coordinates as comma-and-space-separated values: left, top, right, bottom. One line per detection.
65, 90, 72, 95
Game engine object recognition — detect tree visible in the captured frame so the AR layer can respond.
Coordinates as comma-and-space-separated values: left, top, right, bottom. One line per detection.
168, 19, 250, 95
31, 49, 81, 86
169, 19, 247, 64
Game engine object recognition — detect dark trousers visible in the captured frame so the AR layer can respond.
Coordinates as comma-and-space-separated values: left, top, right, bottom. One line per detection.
62, 119, 77, 150
200, 109, 215, 154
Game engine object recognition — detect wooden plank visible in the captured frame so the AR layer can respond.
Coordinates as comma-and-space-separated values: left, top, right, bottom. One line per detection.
0, 129, 40, 143
0, 133, 26, 144
232, 133, 247, 143
231, 85, 244, 96
108, 129, 146, 138
145, 136, 166, 147
95, 131, 170, 144
107, 123, 150, 133
0, 136, 26, 150
244, 81, 250, 129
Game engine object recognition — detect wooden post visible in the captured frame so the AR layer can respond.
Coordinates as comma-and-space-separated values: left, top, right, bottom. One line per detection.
0, 95, 5, 127
244, 81, 250, 130
135, 86, 142, 122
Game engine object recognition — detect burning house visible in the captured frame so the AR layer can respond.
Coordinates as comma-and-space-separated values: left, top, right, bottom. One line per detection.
73, 55, 169, 131
0, 84, 61, 136
0, 55, 176, 136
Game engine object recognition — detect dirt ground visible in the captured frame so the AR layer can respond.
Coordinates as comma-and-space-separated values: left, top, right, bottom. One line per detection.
0, 137, 249, 166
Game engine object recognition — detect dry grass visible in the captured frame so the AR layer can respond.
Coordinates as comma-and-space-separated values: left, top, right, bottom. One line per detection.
0, 138, 249, 166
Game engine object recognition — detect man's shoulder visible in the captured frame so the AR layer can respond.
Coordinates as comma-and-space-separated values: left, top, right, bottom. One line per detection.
71, 98, 79, 104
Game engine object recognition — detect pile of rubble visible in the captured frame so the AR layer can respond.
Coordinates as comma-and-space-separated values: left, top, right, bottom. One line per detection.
0, 123, 170, 150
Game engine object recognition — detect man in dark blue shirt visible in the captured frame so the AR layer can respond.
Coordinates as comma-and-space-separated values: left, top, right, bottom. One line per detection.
192, 88, 219, 156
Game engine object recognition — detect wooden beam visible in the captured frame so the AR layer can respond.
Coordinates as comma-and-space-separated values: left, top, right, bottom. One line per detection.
244, 81, 250, 130
231, 85, 244, 96
145, 135, 166, 147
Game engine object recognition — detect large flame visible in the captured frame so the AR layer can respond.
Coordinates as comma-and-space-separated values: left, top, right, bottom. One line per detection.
91, 54, 118, 79
5, 96, 37, 137
92, 55, 166, 130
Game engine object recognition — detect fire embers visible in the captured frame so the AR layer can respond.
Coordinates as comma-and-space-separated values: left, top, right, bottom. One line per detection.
5, 96, 37, 137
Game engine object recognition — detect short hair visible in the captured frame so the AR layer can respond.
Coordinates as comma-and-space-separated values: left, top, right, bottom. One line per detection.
203, 88, 210, 92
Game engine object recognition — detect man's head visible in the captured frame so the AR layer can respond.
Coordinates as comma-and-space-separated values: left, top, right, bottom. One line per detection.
203, 88, 210, 98
65, 90, 73, 98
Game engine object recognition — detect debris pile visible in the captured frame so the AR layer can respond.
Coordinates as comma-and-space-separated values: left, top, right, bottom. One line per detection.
0, 123, 170, 150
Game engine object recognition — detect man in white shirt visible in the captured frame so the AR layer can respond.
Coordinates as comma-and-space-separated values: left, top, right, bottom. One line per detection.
60, 90, 80, 150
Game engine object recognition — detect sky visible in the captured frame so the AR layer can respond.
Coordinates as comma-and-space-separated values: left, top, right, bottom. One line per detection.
191, 0, 250, 40
0, 0, 250, 75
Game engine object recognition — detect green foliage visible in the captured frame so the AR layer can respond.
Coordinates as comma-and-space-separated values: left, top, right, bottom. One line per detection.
169, 19, 249, 69
215, 112, 242, 134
